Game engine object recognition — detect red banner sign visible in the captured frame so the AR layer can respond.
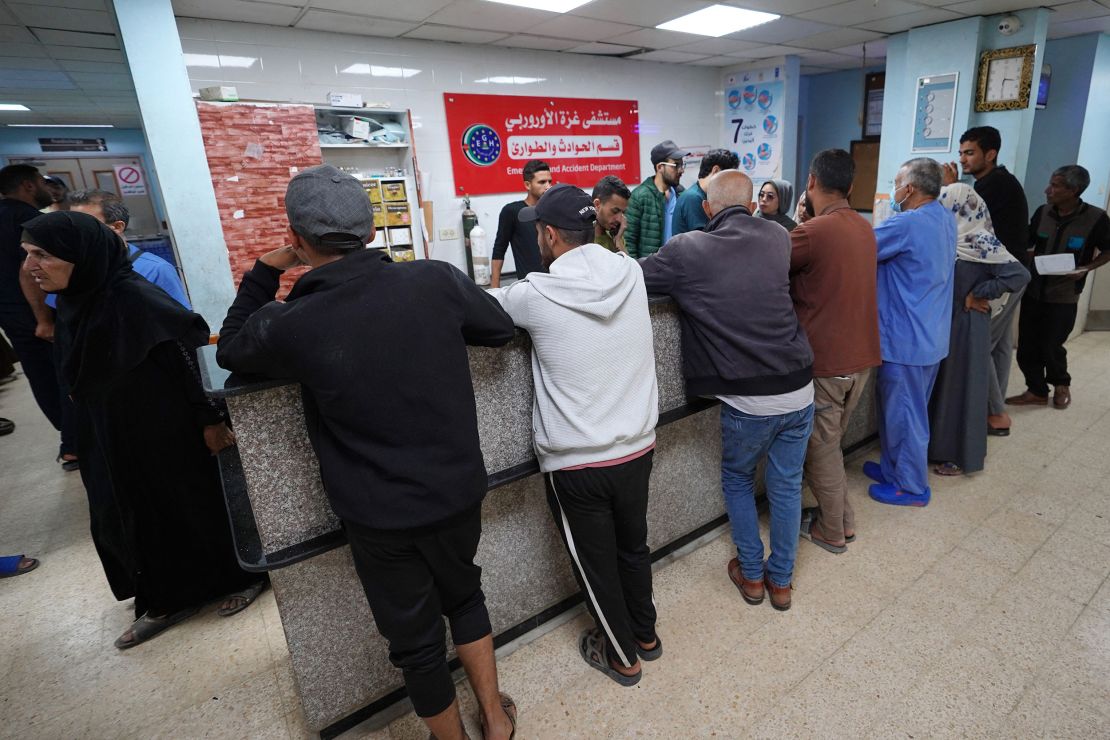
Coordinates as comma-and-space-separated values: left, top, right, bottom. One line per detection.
443, 92, 640, 196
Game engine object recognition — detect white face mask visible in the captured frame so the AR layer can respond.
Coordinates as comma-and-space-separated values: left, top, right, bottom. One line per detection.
891, 183, 909, 213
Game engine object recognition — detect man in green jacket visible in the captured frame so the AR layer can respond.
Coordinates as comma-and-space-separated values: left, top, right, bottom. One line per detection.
626, 140, 688, 258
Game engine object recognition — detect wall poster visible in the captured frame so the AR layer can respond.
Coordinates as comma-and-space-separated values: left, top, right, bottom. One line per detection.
722, 67, 785, 180
443, 93, 640, 196
912, 73, 958, 153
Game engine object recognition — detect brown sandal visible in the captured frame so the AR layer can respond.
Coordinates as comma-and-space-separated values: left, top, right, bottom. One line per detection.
480, 692, 517, 740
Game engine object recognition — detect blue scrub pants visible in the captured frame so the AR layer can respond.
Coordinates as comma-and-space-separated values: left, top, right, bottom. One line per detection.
877, 361, 940, 496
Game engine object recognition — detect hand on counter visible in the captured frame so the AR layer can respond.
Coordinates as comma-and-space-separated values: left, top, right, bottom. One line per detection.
203, 421, 237, 455
259, 245, 305, 272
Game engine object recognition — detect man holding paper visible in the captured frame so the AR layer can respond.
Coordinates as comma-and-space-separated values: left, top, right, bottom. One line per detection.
1010, 165, 1110, 410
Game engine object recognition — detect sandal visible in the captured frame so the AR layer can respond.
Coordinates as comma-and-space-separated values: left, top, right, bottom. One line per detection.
578, 628, 640, 687
55, 453, 79, 472
0, 418, 14, 436
479, 692, 517, 740
0, 554, 39, 578
114, 606, 200, 650
933, 462, 963, 476
217, 579, 266, 617
636, 635, 662, 661
799, 508, 847, 554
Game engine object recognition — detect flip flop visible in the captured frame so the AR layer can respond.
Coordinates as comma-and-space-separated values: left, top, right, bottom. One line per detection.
479, 692, 517, 740
987, 426, 1010, 437
636, 635, 662, 661
578, 628, 640, 687
114, 606, 200, 650
0, 554, 38, 578
800, 508, 847, 554
217, 579, 266, 617
55, 454, 79, 472
933, 462, 963, 476
0, 418, 14, 436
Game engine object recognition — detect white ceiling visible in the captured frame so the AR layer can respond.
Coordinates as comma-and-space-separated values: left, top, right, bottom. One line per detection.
1, 0, 1109, 128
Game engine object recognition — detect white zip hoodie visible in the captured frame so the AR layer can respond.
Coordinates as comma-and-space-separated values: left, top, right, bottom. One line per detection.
491, 243, 659, 472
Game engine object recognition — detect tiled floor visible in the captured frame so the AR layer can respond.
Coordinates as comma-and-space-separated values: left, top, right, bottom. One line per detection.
2, 334, 1109, 739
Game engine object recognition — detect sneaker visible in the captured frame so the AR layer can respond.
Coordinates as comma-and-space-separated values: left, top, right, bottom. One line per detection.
868, 482, 930, 507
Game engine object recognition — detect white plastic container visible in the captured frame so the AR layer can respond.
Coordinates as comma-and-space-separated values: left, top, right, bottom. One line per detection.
470, 224, 490, 285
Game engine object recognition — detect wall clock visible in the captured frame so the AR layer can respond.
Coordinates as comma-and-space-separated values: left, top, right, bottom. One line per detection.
975, 44, 1036, 112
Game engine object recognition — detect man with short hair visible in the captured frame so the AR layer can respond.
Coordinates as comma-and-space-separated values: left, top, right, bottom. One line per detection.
591, 175, 631, 253
217, 165, 518, 740
625, 140, 689, 258
942, 126, 1029, 435
789, 149, 881, 553
0, 164, 64, 447
864, 158, 956, 508
1009, 165, 1110, 410
641, 170, 814, 612
491, 158, 552, 287
672, 148, 739, 235
491, 184, 660, 686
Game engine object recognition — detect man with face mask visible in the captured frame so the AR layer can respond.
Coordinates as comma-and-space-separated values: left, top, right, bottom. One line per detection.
625, 140, 689, 258
863, 158, 956, 508
788, 149, 880, 553
0, 164, 64, 451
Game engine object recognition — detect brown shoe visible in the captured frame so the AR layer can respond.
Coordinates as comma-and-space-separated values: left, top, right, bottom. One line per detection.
728, 558, 764, 605
763, 574, 792, 611
1006, 390, 1048, 406
1053, 386, 1071, 409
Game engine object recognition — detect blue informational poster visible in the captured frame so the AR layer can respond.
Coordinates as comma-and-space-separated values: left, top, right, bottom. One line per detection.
912, 72, 958, 153
723, 67, 785, 180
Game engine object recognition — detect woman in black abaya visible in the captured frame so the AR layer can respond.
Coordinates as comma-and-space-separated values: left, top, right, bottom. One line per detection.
21, 211, 263, 649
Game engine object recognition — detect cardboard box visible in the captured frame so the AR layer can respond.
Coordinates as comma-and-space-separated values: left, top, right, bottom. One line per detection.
385, 203, 411, 227
328, 92, 363, 108
339, 116, 371, 140
363, 181, 382, 203
199, 86, 238, 102
381, 180, 407, 202
372, 203, 386, 228
388, 226, 413, 246
390, 247, 416, 262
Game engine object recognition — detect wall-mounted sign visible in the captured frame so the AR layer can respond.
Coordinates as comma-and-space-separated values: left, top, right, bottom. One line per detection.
912, 73, 958, 153
38, 137, 108, 152
722, 67, 785, 180
443, 93, 640, 196
113, 164, 147, 196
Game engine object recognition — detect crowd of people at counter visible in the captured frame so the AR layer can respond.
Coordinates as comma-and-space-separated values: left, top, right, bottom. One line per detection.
1, 121, 1108, 740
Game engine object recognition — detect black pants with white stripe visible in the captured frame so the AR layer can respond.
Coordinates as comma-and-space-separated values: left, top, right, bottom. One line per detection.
545, 450, 656, 669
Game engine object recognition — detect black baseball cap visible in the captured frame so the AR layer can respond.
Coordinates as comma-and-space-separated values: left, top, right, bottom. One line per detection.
650, 139, 689, 166
285, 164, 374, 249
518, 184, 596, 230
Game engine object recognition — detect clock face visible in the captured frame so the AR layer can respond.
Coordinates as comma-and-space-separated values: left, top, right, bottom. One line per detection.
987, 57, 1025, 102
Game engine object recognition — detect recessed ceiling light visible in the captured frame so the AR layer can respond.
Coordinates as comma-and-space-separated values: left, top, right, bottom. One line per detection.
7, 124, 114, 128
482, 0, 593, 12
340, 64, 421, 77
182, 53, 258, 68
0, 103, 30, 111
657, 4, 779, 38
475, 76, 547, 84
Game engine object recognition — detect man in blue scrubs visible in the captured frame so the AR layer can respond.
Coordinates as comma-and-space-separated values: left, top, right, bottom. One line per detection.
864, 158, 956, 507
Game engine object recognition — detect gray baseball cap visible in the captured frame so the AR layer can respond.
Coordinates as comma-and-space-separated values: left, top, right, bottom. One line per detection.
285, 164, 374, 249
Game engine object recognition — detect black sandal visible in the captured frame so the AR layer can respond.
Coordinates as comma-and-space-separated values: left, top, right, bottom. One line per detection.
217, 579, 266, 617
114, 606, 200, 650
55, 453, 79, 472
636, 635, 662, 661
578, 628, 640, 687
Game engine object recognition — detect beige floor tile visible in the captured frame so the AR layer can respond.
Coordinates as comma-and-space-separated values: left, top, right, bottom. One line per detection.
1060, 506, 1110, 547
957, 523, 1040, 573
981, 506, 1060, 546
1014, 550, 1105, 605
1006, 682, 1110, 738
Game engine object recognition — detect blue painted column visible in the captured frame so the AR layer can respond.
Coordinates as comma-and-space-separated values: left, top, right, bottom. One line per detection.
114, 0, 234, 328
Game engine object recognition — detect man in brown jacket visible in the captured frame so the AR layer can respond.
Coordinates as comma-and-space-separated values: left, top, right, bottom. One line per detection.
788, 149, 882, 553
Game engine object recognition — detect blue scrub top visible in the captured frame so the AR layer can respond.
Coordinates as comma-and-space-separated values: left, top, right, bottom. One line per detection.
663, 186, 678, 243
874, 199, 956, 366
46, 243, 191, 310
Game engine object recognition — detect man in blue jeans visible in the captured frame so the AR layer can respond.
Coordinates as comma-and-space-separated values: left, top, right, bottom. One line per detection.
641, 170, 814, 611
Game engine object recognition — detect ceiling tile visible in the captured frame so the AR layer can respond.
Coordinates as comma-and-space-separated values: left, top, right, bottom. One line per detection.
0, 57, 62, 70
402, 24, 510, 44
831, 38, 889, 58
722, 0, 847, 14
943, 0, 1042, 15
801, 65, 839, 74
796, 50, 862, 68
56, 59, 129, 74
1047, 14, 1110, 36
490, 34, 582, 51
606, 27, 704, 49
744, 43, 819, 56
527, 14, 640, 43
8, 3, 115, 33
860, 8, 962, 33
670, 38, 766, 55
30, 29, 119, 49
296, 10, 419, 35
569, 0, 716, 26
170, 0, 302, 26
43, 45, 124, 63
799, 0, 923, 24
627, 49, 712, 62
307, 0, 454, 22
1047, 0, 1110, 23
0, 42, 44, 57
0, 24, 37, 43
726, 18, 836, 44
789, 27, 885, 51
686, 55, 756, 66
565, 42, 641, 55
24, 0, 107, 8
425, 0, 555, 34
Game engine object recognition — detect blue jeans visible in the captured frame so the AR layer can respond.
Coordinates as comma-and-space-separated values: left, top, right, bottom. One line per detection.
720, 402, 814, 588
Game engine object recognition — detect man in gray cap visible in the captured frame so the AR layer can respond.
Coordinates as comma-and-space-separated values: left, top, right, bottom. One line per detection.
624, 139, 689, 258
217, 165, 518, 740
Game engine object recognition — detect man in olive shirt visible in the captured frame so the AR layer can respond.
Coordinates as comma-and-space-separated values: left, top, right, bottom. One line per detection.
592, 175, 630, 253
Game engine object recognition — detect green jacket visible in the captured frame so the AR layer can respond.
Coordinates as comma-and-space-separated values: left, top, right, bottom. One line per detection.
626, 177, 667, 259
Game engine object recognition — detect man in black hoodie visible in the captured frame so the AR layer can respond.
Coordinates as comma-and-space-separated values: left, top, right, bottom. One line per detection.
217, 165, 518, 740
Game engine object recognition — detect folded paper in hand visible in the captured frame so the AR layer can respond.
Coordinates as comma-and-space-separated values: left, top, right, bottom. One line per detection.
1034, 253, 1076, 275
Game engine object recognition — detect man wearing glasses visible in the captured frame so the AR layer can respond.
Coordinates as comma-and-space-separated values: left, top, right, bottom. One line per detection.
625, 140, 689, 258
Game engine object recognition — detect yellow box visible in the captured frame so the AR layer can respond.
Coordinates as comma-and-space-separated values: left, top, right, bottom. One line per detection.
364, 181, 382, 204
372, 203, 385, 228
385, 203, 411, 227
381, 180, 407, 202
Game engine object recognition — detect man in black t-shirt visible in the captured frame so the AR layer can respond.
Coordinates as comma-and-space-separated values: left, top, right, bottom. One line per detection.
490, 159, 552, 287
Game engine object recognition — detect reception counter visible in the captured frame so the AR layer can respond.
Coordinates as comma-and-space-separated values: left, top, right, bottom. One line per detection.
199, 297, 877, 736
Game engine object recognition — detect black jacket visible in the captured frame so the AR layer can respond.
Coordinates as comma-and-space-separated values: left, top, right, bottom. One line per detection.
974, 166, 1028, 263
217, 250, 515, 530
640, 206, 813, 397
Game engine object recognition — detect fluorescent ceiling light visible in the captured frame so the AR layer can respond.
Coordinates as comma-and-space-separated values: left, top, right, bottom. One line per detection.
182, 53, 258, 68
657, 4, 779, 37
0, 103, 30, 111
8, 124, 114, 128
482, 0, 593, 11
340, 64, 421, 77
475, 76, 547, 84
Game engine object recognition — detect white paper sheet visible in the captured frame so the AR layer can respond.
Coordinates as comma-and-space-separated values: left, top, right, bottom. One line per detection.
1034, 253, 1077, 275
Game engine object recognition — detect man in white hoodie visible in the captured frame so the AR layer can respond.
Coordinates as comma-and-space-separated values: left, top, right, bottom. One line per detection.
490, 184, 660, 688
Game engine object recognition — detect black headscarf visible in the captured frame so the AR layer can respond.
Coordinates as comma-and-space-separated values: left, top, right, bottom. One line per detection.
21, 211, 209, 399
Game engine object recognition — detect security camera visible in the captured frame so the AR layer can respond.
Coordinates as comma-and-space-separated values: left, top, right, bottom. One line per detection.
998, 15, 1022, 35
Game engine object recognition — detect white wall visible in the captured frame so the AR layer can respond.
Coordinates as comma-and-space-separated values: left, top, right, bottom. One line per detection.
176, 18, 722, 272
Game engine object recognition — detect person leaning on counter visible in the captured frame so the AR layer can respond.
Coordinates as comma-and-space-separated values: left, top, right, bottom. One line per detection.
216, 165, 519, 740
